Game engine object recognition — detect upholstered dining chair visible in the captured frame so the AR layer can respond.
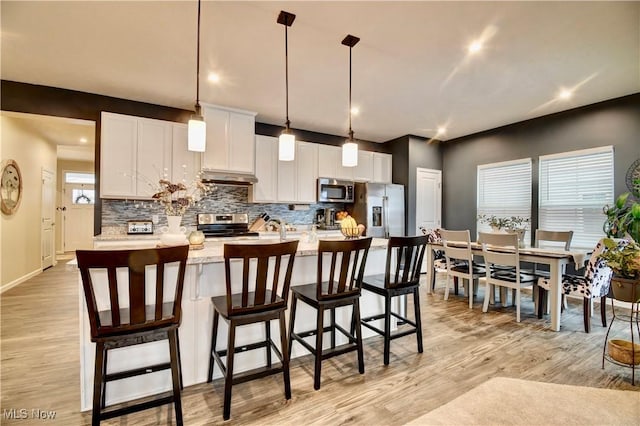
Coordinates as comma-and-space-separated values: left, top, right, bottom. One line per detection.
537, 238, 627, 333
440, 229, 485, 308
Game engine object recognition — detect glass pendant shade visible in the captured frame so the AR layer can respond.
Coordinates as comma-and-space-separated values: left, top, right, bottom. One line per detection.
188, 116, 206, 152
279, 131, 296, 161
342, 141, 358, 167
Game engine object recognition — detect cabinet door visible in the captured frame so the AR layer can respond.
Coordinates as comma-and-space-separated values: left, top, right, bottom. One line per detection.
373, 152, 392, 183
317, 144, 339, 178
228, 113, 255, 174
172, 124, 201, 186
336, 149, 355, 181
250, 135, 278, 202
201, 107, 229, 170
137, 118, 172, 197
100, 112, 137, 198
277, 155, 296, 202
296, 141, 319, 203
353, 150, 374, 182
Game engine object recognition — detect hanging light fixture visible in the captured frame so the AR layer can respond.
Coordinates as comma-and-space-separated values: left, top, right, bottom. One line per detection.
188, 0, 206, 152
342, 34, 360, 167
277, 11, 296, 161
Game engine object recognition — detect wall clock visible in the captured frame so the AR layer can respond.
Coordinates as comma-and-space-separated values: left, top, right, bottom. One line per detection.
626, 158, 640, 197
1, 159, 23, 215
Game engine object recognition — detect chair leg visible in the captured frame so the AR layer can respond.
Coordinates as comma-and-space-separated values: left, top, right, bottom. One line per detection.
168, 329, 183, 426
482, 282, 491, 313
353, 299, 365, 375
468, 277, 474, 309
454, 277, 459, 295
414, 287, 423, 354
444, 275, 451, 300
583, 298, 592, 333
314, 306, 325, 390
100, 347, 108, 409
92, 342, 105, 426
330, 308, 336, 349
223, 320, 236, 420
383, 294, 392, 366
515, 288, 521, 323
265, 320, 272, 368
537, 287, 546, 319
207, 310, 219, 383
176, 330, 184, 390
278, 312, 292, 400
600, 296, 607, 327
288, 295, 298, 357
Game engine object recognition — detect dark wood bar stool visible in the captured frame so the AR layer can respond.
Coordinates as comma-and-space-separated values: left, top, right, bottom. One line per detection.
76, 245, 189, 426
360, 235, 428, 365
208, 240, 298, 420
288, 238, 372, 390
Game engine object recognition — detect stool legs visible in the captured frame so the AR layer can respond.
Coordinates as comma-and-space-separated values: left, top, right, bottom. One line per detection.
207, 311, 219, 383
265, 321, 272, 368
223, 321, 236, 420
354, 300, 365, 374
92, 342, 105, 426
168, 330, 183, 425
383, 294, 392, 365
314, 306, 325, 390
414, 288, 424, 354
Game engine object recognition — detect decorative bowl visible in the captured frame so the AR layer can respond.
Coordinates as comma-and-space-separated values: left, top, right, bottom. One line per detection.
608, 339, 640, 365
340, 228, 362, 239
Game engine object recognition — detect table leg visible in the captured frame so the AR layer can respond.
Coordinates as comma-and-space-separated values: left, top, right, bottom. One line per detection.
549, 260, 562, 332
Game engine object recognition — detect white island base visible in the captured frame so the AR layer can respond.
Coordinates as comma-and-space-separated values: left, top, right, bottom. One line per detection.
77, 238, 396, 411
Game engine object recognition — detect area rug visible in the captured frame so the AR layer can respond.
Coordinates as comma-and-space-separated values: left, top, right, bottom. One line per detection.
406, 377, 640, 425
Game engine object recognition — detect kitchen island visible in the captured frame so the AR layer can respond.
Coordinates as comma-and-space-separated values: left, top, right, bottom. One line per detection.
74, 237, 391, 411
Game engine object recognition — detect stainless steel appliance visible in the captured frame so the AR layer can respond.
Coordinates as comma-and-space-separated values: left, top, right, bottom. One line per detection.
351, 182, 405, 238
317, 178, 355, 203
196, 213, 259, 238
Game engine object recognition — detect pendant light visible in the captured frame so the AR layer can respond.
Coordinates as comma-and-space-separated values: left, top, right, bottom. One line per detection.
342, 34, 360, 167
277, 11, 296, 161
188, 0, 206, 152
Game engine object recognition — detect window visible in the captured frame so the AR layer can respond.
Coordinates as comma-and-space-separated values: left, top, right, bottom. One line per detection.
539, 146, 613, 248
64, 172, 94, 184
477, 159, 532, 239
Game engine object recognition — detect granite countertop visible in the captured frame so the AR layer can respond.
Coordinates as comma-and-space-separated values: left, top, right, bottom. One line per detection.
94, 228, 342, 242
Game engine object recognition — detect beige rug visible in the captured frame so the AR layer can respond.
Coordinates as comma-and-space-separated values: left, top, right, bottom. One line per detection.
407, 377, 640, 425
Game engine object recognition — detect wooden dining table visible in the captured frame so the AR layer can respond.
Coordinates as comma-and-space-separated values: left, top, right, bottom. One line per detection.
425, 242, 590, 331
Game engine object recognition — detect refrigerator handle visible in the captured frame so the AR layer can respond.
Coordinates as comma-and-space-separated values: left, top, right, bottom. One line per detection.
383, 195, 389, 238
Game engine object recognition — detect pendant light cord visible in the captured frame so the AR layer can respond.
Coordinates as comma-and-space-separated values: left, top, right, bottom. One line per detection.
284, 24, 290, 129
195, 0, 202, 112
348, 45, 353, 140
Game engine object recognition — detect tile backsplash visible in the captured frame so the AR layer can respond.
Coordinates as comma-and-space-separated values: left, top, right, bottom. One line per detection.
101, 185, 345, 229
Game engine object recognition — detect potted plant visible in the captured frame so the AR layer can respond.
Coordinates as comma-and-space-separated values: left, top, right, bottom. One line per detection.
603, 191, 640, 243
599, 238, 640, 303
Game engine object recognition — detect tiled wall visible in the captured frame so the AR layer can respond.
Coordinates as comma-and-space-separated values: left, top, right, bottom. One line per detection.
101, 185, 345, 228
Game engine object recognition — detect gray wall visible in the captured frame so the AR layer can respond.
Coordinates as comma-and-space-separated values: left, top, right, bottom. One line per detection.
441, 93, 640, 237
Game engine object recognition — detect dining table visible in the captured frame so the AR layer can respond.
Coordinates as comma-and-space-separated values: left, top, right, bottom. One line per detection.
425, 241, 590, 332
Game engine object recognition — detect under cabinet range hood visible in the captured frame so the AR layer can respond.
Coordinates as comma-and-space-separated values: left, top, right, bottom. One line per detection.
200, 169, 258, 185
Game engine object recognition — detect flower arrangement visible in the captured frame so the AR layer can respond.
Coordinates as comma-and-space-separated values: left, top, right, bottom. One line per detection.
152, 175, 211, 216
477, 215, 530, 230
598, 238, 640, 280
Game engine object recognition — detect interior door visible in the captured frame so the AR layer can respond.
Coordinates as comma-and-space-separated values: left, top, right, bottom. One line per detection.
41, 169, 55, 269
416, 168, 442, 272
64, 183, 95, 251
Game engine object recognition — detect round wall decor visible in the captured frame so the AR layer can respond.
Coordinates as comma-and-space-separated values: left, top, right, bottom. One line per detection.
626, 158, 640, 197
1, 159, 23, 215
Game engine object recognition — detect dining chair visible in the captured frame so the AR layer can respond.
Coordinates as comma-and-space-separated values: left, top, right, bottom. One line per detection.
421, 227, 448, 291
479, 232, 536, 322
529, 230, 573, 314
288, 238, 372, 390
208, 240, 299, 420
537, 238, 627, 332
76, 245, 189, 426
440, 229, 485, 308
360, 235, 428, 365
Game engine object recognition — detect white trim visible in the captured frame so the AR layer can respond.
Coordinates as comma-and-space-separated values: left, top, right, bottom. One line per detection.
539, 145, 613, 161
477, 157, 532, 170
1, 268, 41, 293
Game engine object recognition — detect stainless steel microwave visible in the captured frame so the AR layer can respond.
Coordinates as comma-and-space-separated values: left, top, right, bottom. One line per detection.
317, 178, 355, 203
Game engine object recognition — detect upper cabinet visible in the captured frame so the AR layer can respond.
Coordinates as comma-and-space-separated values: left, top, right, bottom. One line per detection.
249, 135, 279, 203
353, 150, 374, 182
317, 144, 392, 183
100, 112, 199, 199
201, 104, 256, 174
373, 152, 392, 183
317, 145, 354, 181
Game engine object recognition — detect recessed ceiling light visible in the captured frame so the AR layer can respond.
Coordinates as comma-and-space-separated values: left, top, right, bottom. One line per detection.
350, 106, 360, 116
558, 89, 573, 100
468, 41, 482, 54
208, 72, 220, 83
80, 137, 87, 143
436, 126, 447, 135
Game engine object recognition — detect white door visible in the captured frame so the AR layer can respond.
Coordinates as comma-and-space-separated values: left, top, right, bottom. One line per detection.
64, 184, 95, 251
41, 169, 55, 269
416, 168, 442, 272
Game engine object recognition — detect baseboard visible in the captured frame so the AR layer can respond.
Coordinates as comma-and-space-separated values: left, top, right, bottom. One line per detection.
1, 268, 42, 294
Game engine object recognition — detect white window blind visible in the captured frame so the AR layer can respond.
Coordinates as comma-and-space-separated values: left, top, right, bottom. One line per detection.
539, 146, 613, 249
477, 159, 532, 239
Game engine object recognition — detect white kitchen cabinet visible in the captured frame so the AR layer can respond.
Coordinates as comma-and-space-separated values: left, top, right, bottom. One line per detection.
136, 117, 172, 197
201, 104, 256, 174
353, 150, 374, 182
295, 141, 318, 203
100, 112, 138, 198
373, 152, 392, 183
172, 124, 201, 186
317, 144, 354, 180
249, 135, 278, 203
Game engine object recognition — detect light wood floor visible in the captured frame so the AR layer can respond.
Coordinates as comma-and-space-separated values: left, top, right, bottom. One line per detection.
1, 264, 638, 425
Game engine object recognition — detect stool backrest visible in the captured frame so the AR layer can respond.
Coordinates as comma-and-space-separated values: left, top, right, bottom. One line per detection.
385, 235, 428, 288
316, 238, 372, 300
535, 230, 573, 250
224, 240, 299, 315
76, 245, 189, 340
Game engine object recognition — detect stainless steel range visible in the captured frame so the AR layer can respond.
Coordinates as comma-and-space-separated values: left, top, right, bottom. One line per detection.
196, 213, 260, 238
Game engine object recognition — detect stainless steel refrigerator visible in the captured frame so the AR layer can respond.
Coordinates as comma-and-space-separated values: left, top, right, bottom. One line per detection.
351, 182, 405, 238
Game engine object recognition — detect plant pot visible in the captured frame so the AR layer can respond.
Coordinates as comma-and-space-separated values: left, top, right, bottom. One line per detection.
610, 276, 640, 303
608, 339, 640, 365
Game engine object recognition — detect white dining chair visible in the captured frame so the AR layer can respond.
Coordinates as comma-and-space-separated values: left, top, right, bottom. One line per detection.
440, 229, 485, 309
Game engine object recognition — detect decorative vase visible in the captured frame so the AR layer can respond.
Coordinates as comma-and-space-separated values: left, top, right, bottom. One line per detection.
159, 215, 188, 245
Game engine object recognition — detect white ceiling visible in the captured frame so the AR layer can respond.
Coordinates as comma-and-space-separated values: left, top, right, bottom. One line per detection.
1, 1, 639, 142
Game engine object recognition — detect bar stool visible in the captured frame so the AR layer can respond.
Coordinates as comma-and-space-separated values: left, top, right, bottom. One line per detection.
360, 235, 428, 365
207, 240, 298, 420
288, 238, 372, 390
76, 245, 189, 426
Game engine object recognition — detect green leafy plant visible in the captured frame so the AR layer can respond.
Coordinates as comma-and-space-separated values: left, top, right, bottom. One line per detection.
478, 215, 529, 230
603, 191, 640, 242
599, 238, 640, 279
